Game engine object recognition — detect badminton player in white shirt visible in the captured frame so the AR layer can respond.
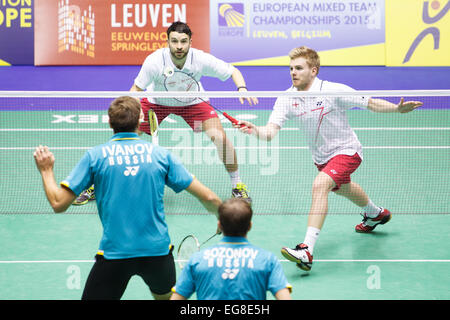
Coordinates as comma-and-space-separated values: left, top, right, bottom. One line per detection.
235, 46, 423, 271
130, 21, 257, 203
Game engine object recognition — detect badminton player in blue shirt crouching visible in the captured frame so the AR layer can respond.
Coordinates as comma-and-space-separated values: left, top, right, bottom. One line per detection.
171, 198, 292, 300
33, 96, 222, 300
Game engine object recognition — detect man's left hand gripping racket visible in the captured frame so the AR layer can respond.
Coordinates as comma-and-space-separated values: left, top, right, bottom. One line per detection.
163, 68, 247, 129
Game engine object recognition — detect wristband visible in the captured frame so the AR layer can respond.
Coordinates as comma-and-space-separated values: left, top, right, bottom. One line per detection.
237, 86, 247, 91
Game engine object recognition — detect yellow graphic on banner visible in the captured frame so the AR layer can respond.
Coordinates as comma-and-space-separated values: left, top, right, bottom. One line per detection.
232, 43, 385, 66
386, 0, 450, 66
0, 58, 11, 66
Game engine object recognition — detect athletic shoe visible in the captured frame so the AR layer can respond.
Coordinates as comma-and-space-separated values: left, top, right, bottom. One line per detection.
232, 183, 252, 204
72, 185, 95, 205
281, 243, 313, 271
355, 208, 391, 233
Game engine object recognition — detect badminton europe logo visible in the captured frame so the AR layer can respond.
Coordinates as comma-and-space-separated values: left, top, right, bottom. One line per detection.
218, 3, 244, 36
58, 0, 95, 58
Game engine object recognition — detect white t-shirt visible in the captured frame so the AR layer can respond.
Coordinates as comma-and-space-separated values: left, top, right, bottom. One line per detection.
134, 47, 234, 106
268, 77, 370, 165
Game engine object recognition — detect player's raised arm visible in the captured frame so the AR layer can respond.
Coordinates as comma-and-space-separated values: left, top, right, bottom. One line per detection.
33, 145, 76, 213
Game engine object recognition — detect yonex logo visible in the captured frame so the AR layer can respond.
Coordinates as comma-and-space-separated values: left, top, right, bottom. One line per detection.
221, 268, 239, 280
330, 169, 338, 174
124, 166, 139, 176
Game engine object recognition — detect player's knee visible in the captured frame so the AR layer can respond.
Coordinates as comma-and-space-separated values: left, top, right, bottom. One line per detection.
311, 174, 334, 194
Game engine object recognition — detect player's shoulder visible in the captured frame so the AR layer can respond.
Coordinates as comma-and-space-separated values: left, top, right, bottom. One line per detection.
142, 48, 166, 64
285, 86, 297, 92
190, 47, 222, 63
250, 244, 281, 267
190, 47, 207, 56
273, 86, 296, 106
320, 79, 356, 92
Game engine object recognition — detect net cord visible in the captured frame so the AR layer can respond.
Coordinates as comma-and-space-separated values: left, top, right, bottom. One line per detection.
1, 89, 450, 98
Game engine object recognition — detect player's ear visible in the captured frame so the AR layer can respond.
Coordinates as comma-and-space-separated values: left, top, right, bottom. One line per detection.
311, 67, 318, 76
139, 107, 144, 123
248, 221, 252, 232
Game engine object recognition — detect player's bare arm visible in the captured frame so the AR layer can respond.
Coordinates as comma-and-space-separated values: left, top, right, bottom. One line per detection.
186, 177, 222, 217
234, 121, 280, 141
368, 97, 423, 113
33, 146, 76, 213
130, 83, 144, 92
231, 67, 259, 105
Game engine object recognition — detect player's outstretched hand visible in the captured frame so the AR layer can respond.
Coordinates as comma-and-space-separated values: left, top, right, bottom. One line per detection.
240, 96, 259, 106
397, 97, 423, 113
233, 120, 255, 134
237, 88, 258, 106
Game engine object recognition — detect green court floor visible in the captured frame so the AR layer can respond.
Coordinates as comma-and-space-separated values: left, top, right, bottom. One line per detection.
0, 108, 449, 299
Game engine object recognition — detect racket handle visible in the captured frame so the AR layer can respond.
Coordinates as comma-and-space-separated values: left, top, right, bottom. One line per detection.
223, 112, 252, 133
223, 112, 243, 127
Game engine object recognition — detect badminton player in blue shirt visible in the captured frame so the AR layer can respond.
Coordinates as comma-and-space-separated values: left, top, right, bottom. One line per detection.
33, 96, 222, 300
171, 198, 292, 300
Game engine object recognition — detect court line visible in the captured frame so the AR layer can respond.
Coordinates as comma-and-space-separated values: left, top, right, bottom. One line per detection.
1, 259, 449, 264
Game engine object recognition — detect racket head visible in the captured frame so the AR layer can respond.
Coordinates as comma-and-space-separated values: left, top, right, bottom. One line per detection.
148, 109, 159, 145
177, 235, 200, 269
148, 109, 158, 137
164, 70, 200, 104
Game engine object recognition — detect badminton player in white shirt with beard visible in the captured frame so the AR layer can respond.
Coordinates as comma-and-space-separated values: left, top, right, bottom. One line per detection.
131, 21, 257, 203
235, 46, 423, 271
73, 22, 256, 206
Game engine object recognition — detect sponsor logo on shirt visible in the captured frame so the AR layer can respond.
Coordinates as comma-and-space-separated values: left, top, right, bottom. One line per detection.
124, 166, 140, 176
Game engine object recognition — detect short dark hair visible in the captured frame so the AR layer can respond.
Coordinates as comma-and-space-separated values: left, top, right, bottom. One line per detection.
167, 21, 192, 38
219, 198, 253, 237
108, 96, 141, 133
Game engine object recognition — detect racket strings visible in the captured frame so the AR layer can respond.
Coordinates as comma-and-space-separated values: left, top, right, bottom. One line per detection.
177, 236, 199, 266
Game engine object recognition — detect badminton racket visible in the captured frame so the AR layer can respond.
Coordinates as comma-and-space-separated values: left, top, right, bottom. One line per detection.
177, 232, 220, 269
163, 68, 247, 129
139, 108, 159, 145
148, 109, 158, 145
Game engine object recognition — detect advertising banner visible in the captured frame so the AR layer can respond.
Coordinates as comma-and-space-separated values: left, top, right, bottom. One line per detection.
386, 0, 450, 66
210, 0, 385, 65
34, 0, 209, 65
0, 0, 34, 65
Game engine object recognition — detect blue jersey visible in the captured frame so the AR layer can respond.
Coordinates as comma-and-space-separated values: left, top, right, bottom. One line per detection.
61, 132, 193, 259
173, 236, 291, 300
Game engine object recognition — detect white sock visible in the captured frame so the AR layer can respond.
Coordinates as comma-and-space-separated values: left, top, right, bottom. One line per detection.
229, 170, 242, 188
362, 199, 382, 218
303, 226, 320, 255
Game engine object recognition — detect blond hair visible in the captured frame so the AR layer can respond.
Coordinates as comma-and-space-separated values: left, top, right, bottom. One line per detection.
289, 46, 320, 74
